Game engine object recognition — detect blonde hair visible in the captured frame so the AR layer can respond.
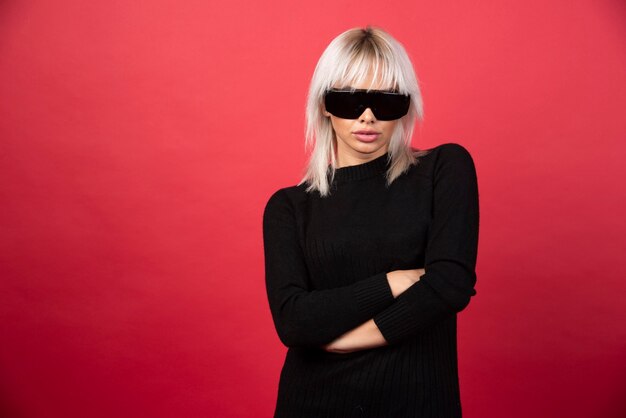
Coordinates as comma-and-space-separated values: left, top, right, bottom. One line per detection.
298, 25, 430, 197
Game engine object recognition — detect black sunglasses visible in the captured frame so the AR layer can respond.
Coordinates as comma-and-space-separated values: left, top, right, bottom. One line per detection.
324, 88, 411, 121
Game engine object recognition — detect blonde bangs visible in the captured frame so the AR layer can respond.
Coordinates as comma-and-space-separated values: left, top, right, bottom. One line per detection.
327, 35, 401, 92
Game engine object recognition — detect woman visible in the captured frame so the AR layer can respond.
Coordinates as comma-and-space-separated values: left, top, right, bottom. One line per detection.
262, 26, 479, 418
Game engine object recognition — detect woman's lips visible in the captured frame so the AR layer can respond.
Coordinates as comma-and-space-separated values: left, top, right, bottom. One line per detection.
353, 132, 381, 143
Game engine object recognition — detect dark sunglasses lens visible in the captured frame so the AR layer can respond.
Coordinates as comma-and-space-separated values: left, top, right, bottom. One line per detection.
324, 91, 410, 121
324, 92, 363, 119
372, 92, 411, 120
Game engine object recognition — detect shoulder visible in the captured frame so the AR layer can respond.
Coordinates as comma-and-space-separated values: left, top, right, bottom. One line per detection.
410, 142, 476, 179
430, 142, 477, 175
263, 184, 309, 221
432, 142, 475, 162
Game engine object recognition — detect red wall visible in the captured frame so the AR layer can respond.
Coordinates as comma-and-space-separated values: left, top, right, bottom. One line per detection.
1, 1, 625, 417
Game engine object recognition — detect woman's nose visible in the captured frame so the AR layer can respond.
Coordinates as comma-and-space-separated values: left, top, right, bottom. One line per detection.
359, 108, 377, 122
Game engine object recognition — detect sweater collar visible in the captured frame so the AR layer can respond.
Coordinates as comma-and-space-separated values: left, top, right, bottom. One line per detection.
330, 152, 390, 183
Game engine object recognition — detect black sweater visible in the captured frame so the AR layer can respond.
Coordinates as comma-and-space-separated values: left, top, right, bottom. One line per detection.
262, 143, 480, 418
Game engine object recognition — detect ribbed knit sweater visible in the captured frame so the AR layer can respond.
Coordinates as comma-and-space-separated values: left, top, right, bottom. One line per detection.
262, 143, 480, 418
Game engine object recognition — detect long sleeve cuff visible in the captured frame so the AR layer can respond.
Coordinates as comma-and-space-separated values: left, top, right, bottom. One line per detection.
353, 272, 395, 316
372, 280, 450, 345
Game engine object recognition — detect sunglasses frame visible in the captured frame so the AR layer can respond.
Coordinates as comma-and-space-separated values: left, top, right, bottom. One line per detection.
324, 88, 411, 121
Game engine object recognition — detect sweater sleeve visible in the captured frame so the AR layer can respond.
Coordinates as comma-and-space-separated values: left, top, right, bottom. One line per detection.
373, 143, 480, 345
263, 188, 396, 348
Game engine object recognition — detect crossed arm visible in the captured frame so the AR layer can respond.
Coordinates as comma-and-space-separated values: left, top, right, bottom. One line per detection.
321, 318, 387, 353
322, 269, 424, 354
263, 144, 479, 353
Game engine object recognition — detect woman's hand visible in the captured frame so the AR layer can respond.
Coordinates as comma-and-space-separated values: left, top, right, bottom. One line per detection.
386, 268, 425, 298
322, 319, 388, 354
